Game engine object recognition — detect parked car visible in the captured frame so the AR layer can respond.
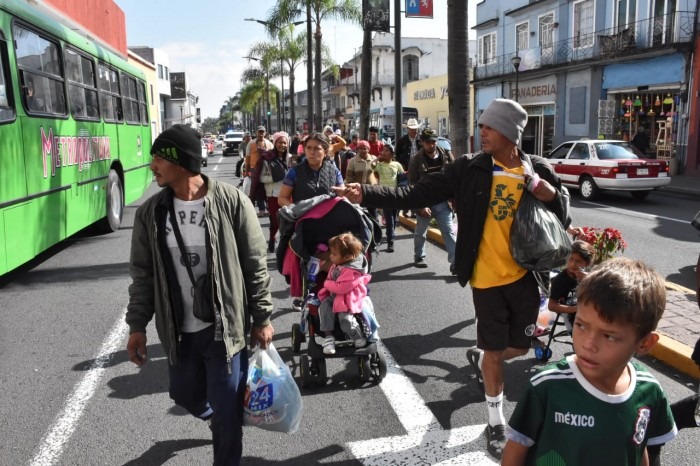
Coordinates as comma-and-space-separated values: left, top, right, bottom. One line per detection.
200, 140, 208, 167
223, 131, 245, 156
215, 135, 224, 148
545, 139, 670, 200
202, 137, 214, 155
437, 136, 452, 152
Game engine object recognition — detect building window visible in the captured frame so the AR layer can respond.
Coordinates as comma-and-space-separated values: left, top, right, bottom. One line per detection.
403, 55, 419, 84
478, 32, 497, 65
150, 84, 154, 105
164, 67, 169, 81
158, 64, 163, 79
516, 22, 529, 52
616, 0, 637, 32
539, 13, 555, 49
573, 0, 594, 48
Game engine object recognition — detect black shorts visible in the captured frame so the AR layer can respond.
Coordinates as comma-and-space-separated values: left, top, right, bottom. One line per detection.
472, 272, 540, 351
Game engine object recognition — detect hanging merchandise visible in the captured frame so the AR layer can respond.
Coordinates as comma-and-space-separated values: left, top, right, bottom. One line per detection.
654, 95, 662, 107
633, 95, 642, 107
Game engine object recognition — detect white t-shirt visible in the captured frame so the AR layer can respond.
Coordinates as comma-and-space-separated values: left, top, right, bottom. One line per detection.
166, 197, 213, 333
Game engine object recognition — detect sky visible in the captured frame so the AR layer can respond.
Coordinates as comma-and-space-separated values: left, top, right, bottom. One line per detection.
114, 0, 477, 120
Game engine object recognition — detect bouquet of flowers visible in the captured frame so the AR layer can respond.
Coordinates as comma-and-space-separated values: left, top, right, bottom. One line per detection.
578, 227, 627, 264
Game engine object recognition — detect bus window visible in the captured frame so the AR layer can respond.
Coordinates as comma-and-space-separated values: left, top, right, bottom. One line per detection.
0, 33, 15, 122
13, 24, 66, 115
120, 72, 139, 124
98, 62, 122, 122
65, 48, 99, 120
137, 80, 148, 125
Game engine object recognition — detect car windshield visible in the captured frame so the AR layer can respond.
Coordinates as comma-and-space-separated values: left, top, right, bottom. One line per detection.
594, 142, 640, 160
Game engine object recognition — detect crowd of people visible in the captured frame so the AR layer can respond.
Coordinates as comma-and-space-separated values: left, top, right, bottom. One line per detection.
123, 98, 699, 465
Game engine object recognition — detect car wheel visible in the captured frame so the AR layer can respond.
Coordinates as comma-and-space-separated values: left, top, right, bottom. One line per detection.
579, 176, 599, 200
630, 190, 651, 200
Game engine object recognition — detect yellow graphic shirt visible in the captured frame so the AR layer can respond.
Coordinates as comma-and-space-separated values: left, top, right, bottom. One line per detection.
471, 159, 527, 289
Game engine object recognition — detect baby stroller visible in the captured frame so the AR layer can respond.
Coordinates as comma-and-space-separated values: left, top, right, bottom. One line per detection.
277, 195, 386, 387
531, 270, 574, 362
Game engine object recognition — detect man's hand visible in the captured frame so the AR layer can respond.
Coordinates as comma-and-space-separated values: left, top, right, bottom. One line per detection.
332, 183, 363, 204
127, 332, 147, 367
524, 174, 557, 202
251, 324, 275, 349
418, 207, 431, 218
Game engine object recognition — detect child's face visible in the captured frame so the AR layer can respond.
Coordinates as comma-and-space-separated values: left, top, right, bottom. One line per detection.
565, 252, 590, 276
380, 147, 393, 161
572, 302, 658, 394
329, 245, 351, 265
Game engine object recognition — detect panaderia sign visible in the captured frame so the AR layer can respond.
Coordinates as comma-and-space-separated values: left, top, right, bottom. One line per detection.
510, 76, 557, 104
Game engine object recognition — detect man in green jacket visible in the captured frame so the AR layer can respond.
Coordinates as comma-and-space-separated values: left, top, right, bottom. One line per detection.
125, 124, 274, 466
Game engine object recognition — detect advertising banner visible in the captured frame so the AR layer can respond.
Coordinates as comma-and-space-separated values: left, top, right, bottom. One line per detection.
406, 0, 433, 19
363, 0, 390, 32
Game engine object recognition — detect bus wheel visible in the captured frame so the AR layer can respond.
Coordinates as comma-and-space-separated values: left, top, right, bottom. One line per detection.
100, 169, 124, 232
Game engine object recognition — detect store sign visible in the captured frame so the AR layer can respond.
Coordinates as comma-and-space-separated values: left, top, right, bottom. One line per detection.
406, 0, 433, 18
414, 85, 448, 101
511, 76, 557, 104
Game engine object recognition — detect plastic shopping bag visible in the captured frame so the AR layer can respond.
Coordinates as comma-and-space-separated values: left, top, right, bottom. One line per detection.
243, 343, 303, 433
241, 176, 251, 197
510, 191, 571, 272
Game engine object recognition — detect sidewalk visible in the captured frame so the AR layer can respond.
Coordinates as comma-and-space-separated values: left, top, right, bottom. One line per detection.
397, 175, 700, 378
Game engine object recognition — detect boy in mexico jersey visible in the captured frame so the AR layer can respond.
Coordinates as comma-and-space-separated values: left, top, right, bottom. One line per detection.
502, 258, 677, 466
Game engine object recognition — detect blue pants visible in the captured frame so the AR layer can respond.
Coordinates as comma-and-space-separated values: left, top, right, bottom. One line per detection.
383, 208, 398, 242
414, 201, 456, 264
168, 325, 248, 466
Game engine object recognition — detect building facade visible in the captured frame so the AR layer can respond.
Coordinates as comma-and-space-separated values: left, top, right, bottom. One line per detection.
473, 0, 696, 174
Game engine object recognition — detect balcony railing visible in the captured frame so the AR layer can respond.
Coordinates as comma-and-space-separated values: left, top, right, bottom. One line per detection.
474, 12, 694, 80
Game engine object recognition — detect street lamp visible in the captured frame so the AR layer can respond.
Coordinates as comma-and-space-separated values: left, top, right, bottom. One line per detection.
179, 105, 183, 124
511, 55, 521, 102
245, 18, 304, 132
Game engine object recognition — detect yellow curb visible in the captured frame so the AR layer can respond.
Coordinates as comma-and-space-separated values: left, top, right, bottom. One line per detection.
399, 214, 699, 378
650, 334, 700, 380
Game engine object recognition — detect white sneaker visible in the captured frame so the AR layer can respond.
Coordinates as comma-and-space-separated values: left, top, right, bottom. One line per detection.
354, 337, 367, 348
323, 336, 336, 355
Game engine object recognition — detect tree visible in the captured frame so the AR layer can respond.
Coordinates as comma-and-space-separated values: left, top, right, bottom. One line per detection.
200, 117, 219, 135
245, 41, 282, 127
267, 0, 361, 131
447, 0, 470, 156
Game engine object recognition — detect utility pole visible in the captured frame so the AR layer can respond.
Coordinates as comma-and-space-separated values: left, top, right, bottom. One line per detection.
394, 0, 402, 144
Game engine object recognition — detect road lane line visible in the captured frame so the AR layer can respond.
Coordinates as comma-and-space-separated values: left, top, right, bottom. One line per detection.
347, 340, 498, 465
29, 313, 128, 466
579, 201, 690, 225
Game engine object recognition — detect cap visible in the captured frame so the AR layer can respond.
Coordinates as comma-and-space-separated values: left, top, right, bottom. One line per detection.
151, 124, 203, 173
323, 125, 333, 134
257, 125, 266, 132
420, 127, 438, 141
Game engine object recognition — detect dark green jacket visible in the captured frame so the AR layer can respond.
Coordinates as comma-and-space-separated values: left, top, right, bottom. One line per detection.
126, 175, 273, 364
362, 150, 568, 287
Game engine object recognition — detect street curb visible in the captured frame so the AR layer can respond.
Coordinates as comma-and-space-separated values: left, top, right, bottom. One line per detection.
397, 214, 699, 379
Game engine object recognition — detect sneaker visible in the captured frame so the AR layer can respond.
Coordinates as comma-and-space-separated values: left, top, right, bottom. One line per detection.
268, 239, 275, 253
450, 263, 457, 276
484, 423, 507, 459
354, 337, 367, 348
414, 257, 428, 268
466, 346, 484, 387
292, 299, 304, 312
323, 336, 336, 355
386, 241, 394, 253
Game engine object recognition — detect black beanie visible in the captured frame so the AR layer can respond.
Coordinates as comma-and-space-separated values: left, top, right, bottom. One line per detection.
151, 124, 203, 173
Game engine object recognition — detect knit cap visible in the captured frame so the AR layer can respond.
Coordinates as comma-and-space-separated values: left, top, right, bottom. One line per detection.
272, 131, 289, 146
151, 124, 203, 173
477, 98, 528, 145
357, 140, 370, 149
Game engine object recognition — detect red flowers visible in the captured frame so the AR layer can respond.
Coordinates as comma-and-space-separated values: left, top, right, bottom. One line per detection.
578, 227, 627, 264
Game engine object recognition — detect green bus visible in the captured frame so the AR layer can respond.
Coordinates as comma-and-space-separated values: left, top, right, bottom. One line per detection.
0, 0, 152, 276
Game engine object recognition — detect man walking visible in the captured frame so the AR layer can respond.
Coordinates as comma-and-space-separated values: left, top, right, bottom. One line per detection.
334, 99, 569, 460
245, 126, 274, 216
395, 118, 421, 170
367, 126, 384, 156
408, 128, 457, 273
125, 124, 274, 466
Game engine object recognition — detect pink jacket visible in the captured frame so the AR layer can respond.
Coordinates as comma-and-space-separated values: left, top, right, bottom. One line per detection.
317, 264, 371, 314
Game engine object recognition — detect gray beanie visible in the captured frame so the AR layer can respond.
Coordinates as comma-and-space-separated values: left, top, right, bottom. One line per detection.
477, 98, 528, 145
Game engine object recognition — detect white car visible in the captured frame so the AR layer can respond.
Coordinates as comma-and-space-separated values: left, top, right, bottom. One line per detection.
200, 140, 208, 167
223, 131, 245, 156
546, 139, 670, 200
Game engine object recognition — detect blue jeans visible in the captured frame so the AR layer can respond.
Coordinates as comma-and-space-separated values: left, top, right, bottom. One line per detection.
383, 208, 397, 242
168, 325, 248, 466
414, 201, 456, 264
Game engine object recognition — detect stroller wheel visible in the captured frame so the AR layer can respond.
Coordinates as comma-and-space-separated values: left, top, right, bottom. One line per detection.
534, 345, 550, 362
358, 356, 371, 383
312, 358, 328, 386
369, 349, 387, 382
291, 323, 305, 353
545, 348, 553, 360
300, 354, 312, 388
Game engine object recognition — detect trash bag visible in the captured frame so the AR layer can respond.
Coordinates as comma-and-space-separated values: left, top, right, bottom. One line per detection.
510, 192, 571, 272
243, 343, 303, 433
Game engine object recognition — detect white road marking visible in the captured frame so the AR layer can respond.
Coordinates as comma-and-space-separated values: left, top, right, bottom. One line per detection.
29, 313, 129, 466
347, 340, 498, 465
579, 201, 690, 225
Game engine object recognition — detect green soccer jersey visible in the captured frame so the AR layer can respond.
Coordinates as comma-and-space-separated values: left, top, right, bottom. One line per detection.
507, 355, 677, 466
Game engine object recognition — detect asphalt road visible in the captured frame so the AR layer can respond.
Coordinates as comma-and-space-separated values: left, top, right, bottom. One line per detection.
0, 151, 698, 465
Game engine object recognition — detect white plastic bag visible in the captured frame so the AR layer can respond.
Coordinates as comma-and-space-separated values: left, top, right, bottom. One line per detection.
241, 176, 251, 196
243, 343, 303, 433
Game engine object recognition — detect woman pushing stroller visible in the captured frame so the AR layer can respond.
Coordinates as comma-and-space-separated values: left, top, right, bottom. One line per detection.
318, 232, 371, 355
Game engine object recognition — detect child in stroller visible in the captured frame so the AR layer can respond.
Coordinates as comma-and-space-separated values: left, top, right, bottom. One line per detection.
318, 232, 372, 355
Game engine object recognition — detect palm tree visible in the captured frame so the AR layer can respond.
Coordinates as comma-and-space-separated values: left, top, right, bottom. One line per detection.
244, 42, 283, 128
267, 0, 361, 131
447, 0, 470, 156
